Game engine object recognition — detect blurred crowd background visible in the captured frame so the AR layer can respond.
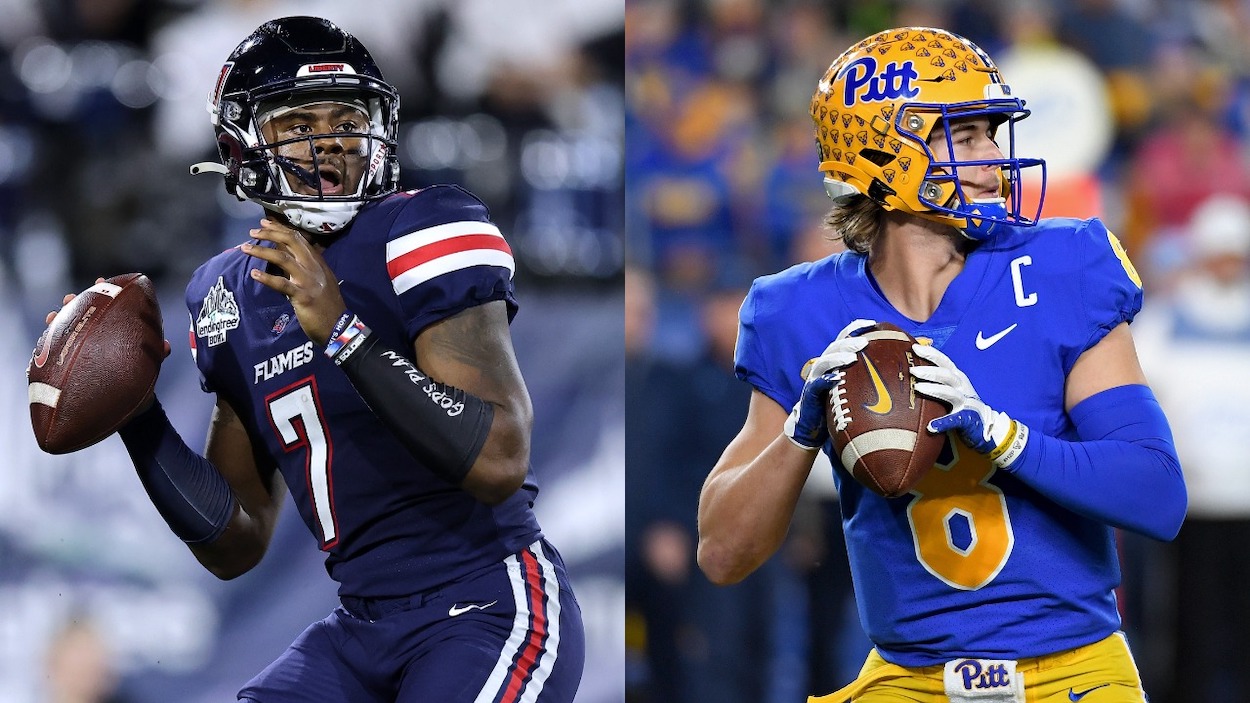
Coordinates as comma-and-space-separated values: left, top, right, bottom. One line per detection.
626, 1, 1250, 702
0, 0, 624, 702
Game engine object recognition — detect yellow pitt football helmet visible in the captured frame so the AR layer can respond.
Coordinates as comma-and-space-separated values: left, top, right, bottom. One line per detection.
809, 27, 1046, 239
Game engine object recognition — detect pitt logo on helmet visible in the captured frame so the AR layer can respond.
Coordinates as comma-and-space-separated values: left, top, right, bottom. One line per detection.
835, 57, 919, 107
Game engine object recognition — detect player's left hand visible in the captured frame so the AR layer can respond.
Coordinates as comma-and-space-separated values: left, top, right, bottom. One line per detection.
910, 343, 1027, 467
242, 218, 346, 345
42, 279, 172, 416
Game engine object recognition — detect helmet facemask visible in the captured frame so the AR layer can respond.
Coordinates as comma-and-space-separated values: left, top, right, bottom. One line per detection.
247, 91, 392, 233
906, 96, 1047, 240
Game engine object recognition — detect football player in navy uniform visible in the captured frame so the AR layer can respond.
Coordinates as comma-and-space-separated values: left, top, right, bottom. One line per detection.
696, 27, 1186, 703
47, 16, 584, 703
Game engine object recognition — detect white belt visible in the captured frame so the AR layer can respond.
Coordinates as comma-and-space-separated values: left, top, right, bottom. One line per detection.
943, 658, 1025, 703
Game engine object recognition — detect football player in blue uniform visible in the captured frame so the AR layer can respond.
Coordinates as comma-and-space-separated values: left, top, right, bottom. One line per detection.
696, 27, 1186, 703
47, 16, 584, 703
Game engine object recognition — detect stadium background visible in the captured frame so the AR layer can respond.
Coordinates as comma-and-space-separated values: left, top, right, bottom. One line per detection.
626, 1, 1250, 702
0, 1, 624, 702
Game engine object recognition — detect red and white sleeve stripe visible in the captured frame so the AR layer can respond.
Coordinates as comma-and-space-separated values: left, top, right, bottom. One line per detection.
385, 221, 514, 296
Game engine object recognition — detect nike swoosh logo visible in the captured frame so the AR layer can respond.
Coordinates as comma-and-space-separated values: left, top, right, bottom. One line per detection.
448, 600, 498, 617
1068, 684, 1110, 701
32, 330, 53, 369
975, 323, 1018, 350
861, 356, 892, 415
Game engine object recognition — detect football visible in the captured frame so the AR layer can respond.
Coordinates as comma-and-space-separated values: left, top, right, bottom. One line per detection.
827, 323, 949, 497
27, 273, 165, 454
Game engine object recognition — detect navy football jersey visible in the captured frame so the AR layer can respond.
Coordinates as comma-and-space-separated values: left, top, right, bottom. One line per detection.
736, 217, 1143, 665
186, 185, 542, 599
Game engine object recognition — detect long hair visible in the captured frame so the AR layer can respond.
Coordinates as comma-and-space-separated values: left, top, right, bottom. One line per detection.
823, 194, 885, 254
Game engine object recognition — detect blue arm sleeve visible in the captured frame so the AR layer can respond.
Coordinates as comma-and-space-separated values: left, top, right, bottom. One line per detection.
1004, 384, 1187, 541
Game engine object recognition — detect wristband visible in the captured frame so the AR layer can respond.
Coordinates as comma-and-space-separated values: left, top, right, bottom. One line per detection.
325, 312, 369, 363
989, 420, 1029, 469
325, 310, 355, 349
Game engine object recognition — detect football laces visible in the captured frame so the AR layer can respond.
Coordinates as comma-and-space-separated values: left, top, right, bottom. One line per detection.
828, 370, 851, 432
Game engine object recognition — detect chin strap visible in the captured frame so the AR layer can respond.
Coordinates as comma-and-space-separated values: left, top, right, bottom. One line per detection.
956, 198, 1010, 241
275, 200, 360, 234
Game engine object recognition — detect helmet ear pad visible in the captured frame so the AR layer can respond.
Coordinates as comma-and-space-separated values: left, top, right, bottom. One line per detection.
215, 132, 269, 199
215, 132, 244, 194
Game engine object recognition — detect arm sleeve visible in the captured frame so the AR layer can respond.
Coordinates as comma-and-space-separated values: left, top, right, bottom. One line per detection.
327, 316, 492, 485
118, 399, 236, 544
1004, 384, 1187, 541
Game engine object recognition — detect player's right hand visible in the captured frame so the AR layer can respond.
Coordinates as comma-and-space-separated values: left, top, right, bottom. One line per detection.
44, 291, 79, 326
783, 319, 874, 450
44, 280, 172, 413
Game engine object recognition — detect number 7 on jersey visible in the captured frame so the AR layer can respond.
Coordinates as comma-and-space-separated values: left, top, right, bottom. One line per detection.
266, 378, 339, 548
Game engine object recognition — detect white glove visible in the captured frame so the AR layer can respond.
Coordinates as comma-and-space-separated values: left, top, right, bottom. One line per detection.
910, 343, 1029, 468
783, 319, 874, 450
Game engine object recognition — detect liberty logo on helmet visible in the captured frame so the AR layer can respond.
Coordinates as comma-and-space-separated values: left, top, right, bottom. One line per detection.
836, 56, 919, 107
297, 62, 358, 76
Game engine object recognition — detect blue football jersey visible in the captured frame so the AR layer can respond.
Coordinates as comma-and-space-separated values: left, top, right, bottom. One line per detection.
186, 185, 542, 599
735, 217, 1143, 666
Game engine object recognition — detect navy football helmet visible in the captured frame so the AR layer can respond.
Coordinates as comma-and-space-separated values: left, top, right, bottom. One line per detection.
192, 16, 400, 234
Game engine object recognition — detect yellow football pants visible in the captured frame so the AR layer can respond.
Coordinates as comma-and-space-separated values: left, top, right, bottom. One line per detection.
809, 633, 1146, 703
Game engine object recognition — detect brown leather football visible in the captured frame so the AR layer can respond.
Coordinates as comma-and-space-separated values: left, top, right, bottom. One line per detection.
27, 273, 164, 454
827, 322, 949, 497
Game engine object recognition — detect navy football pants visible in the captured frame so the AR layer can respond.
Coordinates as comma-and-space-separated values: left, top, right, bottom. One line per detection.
238, 540, 584, 702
